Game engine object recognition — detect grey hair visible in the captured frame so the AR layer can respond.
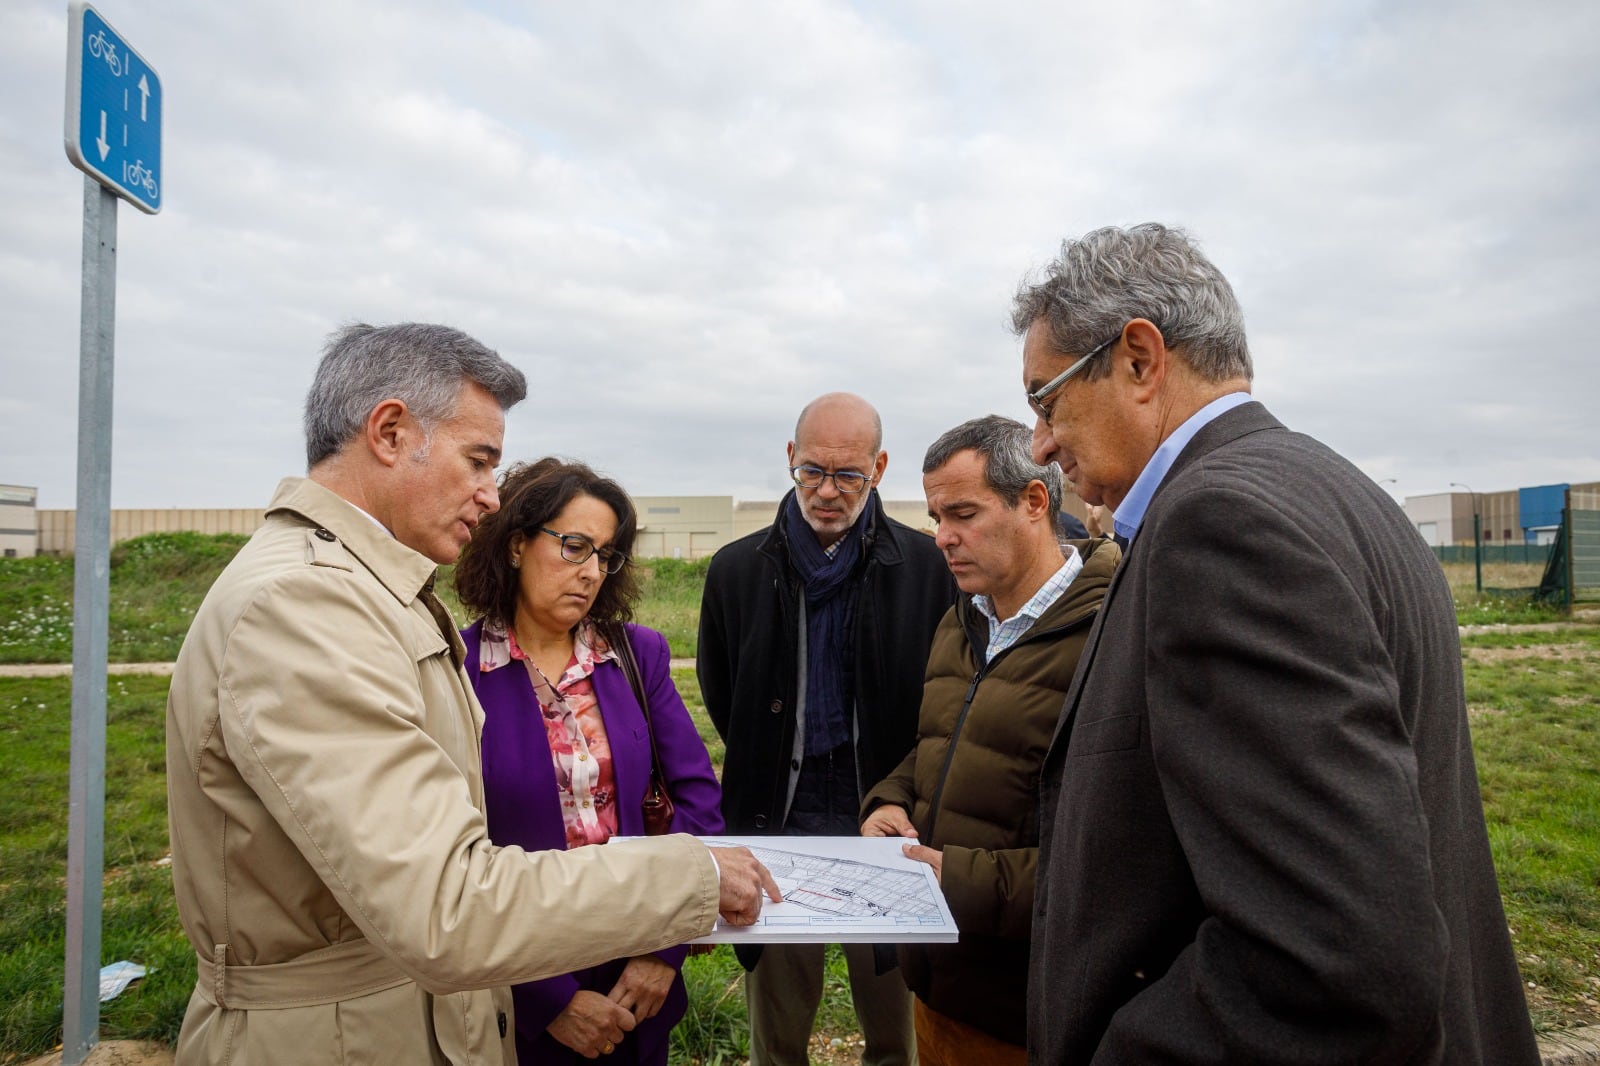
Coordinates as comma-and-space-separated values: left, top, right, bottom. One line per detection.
303, 322, 528, 467
1011, 223, 1252, 383
922, 414, 1063, 514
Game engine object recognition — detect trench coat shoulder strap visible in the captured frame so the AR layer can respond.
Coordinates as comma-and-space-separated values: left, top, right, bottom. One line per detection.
303, 526, 356, 572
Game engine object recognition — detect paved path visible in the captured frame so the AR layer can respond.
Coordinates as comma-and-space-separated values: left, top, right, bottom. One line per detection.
1459, 607, 1600, 634
1540, 1025, 1600, 1064
0, 662, 174, 677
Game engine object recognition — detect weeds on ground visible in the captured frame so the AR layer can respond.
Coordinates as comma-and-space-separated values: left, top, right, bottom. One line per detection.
1441, 561, 1570, 625
670, 945, 859, 1065
0, 555, 74, 663
0, 676, 192, 1058
673, 668, 724, 769
1463, 631, 1600, 1030
0, 535, 705, 664
1457, 596, 1569, 626
634, 558, 712, 659
671, 948, 749, 1064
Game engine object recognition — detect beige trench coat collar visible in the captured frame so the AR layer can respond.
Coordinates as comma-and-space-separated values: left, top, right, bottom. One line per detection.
267, 474, 439, 592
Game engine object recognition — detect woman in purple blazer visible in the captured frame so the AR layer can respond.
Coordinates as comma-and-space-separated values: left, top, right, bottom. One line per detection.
455, 457, 724, 1065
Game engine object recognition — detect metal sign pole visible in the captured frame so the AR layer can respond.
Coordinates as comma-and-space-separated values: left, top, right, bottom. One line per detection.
62, 175, 118, 1066
61, 6, 160, 1058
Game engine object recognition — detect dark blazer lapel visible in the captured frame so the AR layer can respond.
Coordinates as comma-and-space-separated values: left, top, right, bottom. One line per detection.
1044, 559, 1122, 759
1043, 401, 1282, 765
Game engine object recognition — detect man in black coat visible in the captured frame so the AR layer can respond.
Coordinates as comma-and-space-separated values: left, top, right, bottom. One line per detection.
698, 392, 955, 1066
1016, 223, 1539, 1064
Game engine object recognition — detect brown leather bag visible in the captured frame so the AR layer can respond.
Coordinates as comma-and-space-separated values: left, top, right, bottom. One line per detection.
611, 625, 675, 835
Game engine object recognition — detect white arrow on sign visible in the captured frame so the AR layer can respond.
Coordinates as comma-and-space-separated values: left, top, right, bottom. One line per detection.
138, 75, 149, 121
96, 111, 109, 160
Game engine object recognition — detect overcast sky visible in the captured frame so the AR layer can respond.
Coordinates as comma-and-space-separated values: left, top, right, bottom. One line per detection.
3, 1, 1597, 511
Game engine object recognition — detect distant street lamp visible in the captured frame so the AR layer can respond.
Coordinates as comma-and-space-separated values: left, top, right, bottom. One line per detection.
1450, 482, 1482, 594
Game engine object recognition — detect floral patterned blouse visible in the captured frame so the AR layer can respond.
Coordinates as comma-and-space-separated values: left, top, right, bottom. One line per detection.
478, 619, 619, 849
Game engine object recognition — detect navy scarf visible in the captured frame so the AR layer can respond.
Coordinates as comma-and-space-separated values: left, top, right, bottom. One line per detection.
784, 492, 870, 756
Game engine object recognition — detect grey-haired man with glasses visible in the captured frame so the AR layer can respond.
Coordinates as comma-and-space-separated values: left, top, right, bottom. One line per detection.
1018, 225, 1539, 1064
698, 392, 956, 1066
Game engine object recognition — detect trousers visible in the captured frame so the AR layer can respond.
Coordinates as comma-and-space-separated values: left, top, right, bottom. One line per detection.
745, 941, 915, 1066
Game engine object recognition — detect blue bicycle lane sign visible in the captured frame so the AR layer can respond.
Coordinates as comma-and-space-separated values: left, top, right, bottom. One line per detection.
64, 1, 163, 214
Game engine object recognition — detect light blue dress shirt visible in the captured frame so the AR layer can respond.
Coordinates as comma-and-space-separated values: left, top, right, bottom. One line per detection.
971, 547, 1083, 664
1112, 392, 1254, 544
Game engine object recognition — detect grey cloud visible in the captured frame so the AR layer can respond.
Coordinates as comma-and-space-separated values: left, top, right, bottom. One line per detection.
1, 0, 1596, 511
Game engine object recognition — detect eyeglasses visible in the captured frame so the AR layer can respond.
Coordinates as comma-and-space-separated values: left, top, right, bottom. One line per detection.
1026, 331, 1121, 422
790, 466, 873, 494
537, 527, 628, 575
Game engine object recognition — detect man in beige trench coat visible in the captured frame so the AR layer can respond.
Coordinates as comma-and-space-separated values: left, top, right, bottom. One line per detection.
166, 322, 777, 1066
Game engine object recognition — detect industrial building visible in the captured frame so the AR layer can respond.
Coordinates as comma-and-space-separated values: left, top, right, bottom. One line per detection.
1402, 482, 1600, 547
15, 480, 1593, 558
0, 484, 38, 558
27, 496, 945, 559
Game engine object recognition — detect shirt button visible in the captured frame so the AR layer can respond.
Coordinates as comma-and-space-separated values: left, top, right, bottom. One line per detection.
582, 800, 591, 808
578, 754, 587, 761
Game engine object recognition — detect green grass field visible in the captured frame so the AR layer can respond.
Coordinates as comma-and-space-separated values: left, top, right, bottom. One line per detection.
1462, 627, 1600, 1030
0, 534, 710, 665
1, 536, 1596, 1061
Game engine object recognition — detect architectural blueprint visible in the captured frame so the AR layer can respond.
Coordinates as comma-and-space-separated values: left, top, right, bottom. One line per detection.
689, 835, 959, 943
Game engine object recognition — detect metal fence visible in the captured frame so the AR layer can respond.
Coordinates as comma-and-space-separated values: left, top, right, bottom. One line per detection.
1433, 543, 1552, 566
1536, 503, 1600, 605
1571, 508, 1600, 602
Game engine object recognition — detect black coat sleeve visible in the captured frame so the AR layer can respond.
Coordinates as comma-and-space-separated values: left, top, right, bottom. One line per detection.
696, 553, 736, 743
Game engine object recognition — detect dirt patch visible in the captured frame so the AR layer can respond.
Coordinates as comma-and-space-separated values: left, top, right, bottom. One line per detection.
1527, 981, 1600, 1037
1460, 623, 1598, 637
1463, 645, 1598, 664
806, 1030, 867, 1064
17, 1041, 172, 1066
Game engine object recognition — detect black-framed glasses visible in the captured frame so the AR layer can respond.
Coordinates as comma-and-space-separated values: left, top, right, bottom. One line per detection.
537, 527, 628, 575
790, 465, 873, 494
1026, 330, 1121, 421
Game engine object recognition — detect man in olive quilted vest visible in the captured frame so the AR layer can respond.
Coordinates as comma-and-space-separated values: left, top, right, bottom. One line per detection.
862, 414, 1118, 1066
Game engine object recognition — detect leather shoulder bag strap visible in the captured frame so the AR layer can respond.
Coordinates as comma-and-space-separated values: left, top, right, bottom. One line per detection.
609, 624, 667, 780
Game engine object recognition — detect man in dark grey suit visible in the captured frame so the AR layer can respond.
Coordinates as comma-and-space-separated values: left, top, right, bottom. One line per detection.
1016, 223, 1539, 1064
